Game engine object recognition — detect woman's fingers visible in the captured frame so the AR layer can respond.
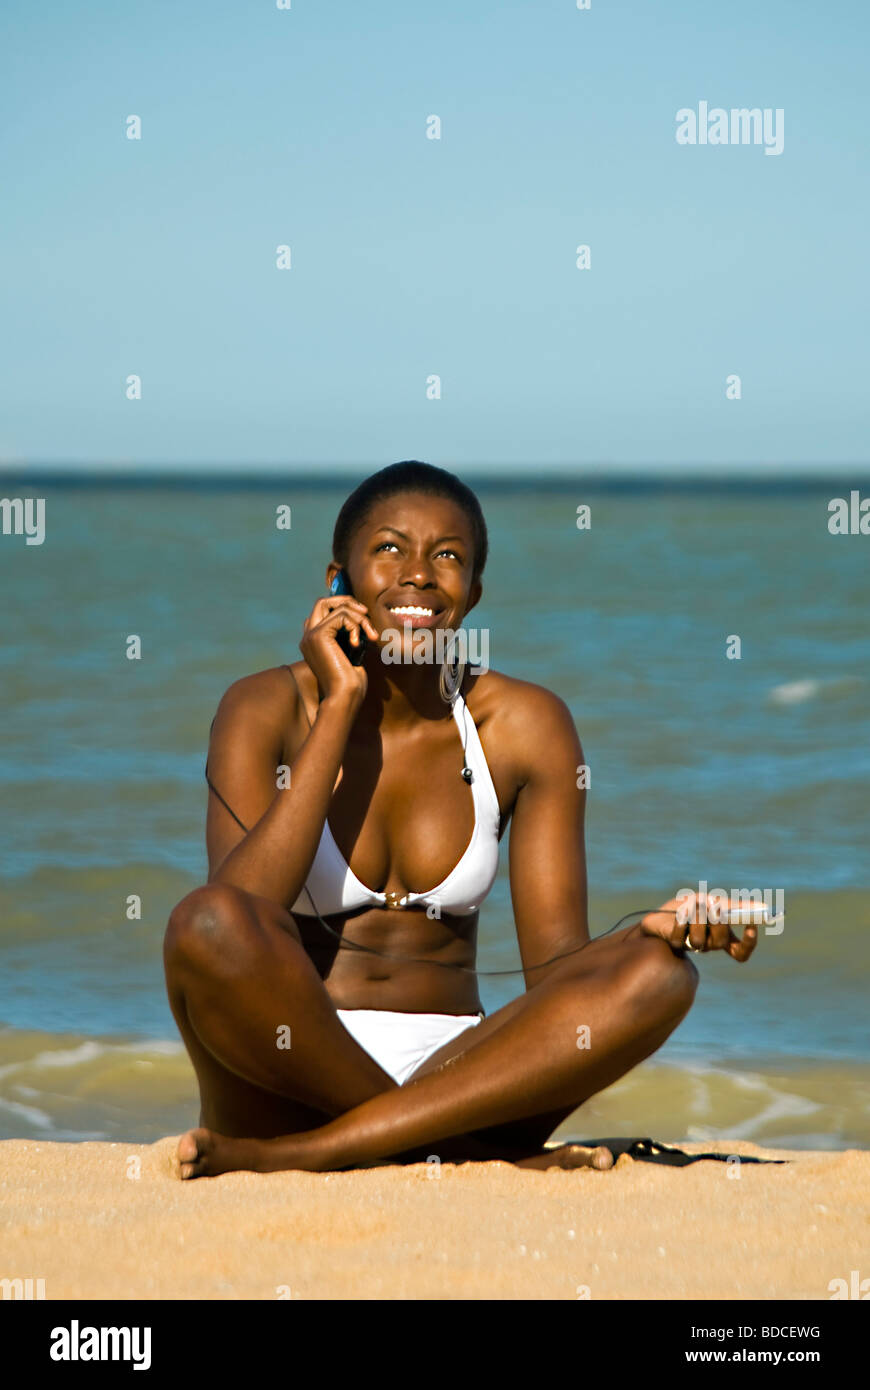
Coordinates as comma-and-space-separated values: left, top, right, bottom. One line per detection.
305, 595, 379, 646
319, 596, 378, 640
638, 905, 687, 948
708, 897, 762, 961
706, 914, 732, 952
311, 594, 367, 621
320, 599, 363, 634
679, 917, 704, 951
727, 923, 758, 962
302, 595, 362, 637
648, 894, 762, 960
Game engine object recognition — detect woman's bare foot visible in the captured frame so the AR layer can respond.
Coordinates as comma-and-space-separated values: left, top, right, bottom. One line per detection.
512, 1142, 614, 1171
176, 1128, 321, 1179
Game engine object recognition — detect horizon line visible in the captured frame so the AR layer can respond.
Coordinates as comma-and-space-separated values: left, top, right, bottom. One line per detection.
1, 464, 869, 493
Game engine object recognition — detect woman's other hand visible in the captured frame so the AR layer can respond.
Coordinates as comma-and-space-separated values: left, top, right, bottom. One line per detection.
639, 893, 760, 962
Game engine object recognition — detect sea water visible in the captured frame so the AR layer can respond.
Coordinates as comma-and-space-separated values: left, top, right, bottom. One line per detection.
0, 477, 867, 1146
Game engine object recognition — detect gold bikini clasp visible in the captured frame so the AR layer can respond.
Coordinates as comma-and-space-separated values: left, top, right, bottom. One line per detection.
384, 890, 408, 910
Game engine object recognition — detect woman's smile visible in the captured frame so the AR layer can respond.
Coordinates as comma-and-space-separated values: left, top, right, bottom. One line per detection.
381, 597, 447, 630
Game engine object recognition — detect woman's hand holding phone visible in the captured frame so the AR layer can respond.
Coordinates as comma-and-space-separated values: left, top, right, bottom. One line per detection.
299, 593, 378, 710
639, 894, 761, 962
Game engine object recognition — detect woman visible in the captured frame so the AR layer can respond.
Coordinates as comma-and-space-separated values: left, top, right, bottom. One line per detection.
165, 460, 757, 1178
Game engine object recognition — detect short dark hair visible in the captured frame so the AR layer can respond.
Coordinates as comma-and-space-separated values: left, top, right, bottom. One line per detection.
332, 461, 488, 584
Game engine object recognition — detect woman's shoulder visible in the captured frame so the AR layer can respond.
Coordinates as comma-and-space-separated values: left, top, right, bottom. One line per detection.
468, 668, 578, 740
212, 662, 305, 734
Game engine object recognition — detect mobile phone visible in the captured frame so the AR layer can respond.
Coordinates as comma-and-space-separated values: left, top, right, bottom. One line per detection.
329, 569, 369, 666
720, 905, 785, 928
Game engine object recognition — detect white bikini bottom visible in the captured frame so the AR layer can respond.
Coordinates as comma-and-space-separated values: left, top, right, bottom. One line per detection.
335, 1008, 485, 1086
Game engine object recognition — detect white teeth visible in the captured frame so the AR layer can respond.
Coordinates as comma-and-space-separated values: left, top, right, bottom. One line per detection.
389, 605, 434, 616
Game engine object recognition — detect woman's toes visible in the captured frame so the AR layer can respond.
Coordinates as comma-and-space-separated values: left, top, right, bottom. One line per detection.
176, 1127, 213, 1179
587, 1144, 615, 1170
513, 1142, 613, 1171
554, 1143, 614, 1170
177, 1129, 202, 1163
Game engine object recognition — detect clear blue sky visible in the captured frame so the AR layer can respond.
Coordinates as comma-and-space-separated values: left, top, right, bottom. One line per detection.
2, 0, 868, 472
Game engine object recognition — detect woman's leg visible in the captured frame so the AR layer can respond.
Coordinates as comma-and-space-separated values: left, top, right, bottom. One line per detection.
178, 921, 699, 1176
166, 882, 508, 1164
163, 882, 401, 1138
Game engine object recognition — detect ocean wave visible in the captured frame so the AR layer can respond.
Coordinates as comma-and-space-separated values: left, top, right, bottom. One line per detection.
768, 675, 863, 705
565, 1057, 870, 1152
0, 1025, 867, 1150
0, 1028, 194, 1143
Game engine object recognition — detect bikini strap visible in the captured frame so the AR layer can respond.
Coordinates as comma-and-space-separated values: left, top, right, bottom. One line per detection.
203, 713, 251, 832
204, 667, 308, 836
204, 763, 250, 833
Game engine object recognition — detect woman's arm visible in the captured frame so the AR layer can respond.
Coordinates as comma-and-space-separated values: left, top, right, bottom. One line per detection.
505, 683, 761, 977
205, 589, 376, 904
506, 684, 591, 989
205, 669, 357, 905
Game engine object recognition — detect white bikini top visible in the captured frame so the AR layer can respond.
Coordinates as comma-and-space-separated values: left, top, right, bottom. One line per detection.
289, 689, 501, 919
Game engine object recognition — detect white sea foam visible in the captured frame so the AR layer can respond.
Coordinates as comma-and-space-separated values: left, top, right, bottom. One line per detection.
769, 679, 821, 705
768, 675, 862, 705
0, 1038, 184, 1080
0, 1095, 53, 1127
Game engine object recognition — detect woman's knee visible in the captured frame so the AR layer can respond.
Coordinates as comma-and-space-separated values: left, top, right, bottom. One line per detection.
618, 933, 699, 1018
164, 882, 256, 968
549, 932, 697, 1033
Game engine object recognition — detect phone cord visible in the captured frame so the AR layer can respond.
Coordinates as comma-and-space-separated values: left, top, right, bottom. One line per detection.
298, 891, 676, 977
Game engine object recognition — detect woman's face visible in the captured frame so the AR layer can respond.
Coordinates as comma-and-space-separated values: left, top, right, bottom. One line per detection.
332, 490, 482, 640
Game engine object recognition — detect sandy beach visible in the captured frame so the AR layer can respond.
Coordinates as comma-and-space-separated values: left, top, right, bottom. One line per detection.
1, 1136, 866, 1300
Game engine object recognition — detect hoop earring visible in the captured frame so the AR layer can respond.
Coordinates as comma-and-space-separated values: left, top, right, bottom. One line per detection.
439, 630, 466, 704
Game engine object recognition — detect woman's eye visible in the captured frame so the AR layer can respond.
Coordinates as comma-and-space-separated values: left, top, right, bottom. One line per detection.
375, 541, 460, 559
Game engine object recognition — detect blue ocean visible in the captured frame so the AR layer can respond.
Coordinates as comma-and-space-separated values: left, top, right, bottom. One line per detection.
1, 477, 867, 1148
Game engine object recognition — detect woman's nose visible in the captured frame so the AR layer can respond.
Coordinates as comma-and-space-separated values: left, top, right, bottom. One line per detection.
399, 557, 436, 587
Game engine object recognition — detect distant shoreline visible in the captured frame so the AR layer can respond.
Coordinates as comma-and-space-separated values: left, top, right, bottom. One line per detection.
2, 468, 869, 495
